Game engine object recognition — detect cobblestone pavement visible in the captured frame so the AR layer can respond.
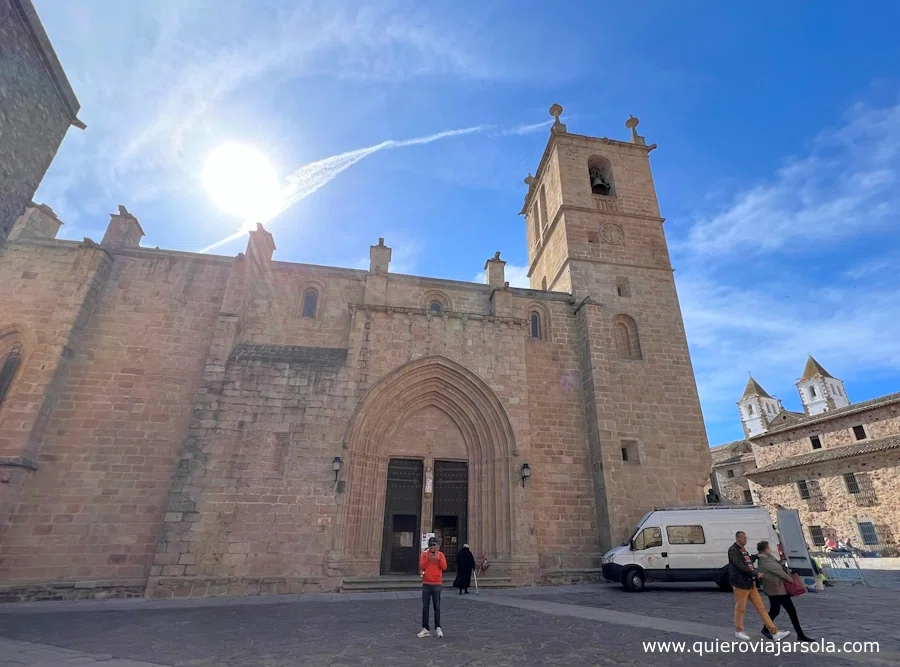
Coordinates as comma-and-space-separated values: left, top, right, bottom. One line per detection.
0, 584, 896, 666
537, 582, 900, 652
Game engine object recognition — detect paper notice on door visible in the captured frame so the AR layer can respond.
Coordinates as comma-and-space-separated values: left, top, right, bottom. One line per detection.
399, 532, 413, 548
421, 532, 435, 550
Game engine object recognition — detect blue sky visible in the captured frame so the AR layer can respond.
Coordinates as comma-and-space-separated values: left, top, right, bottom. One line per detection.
33, 0, 900, 446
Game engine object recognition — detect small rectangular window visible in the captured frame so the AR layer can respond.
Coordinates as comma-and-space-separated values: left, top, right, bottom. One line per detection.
666, 525, 705, 545
810, 436, 822, 450
852, 425, 867, 441
743, 490, 753, 503
797, 480, 811, 500
726, 469, 735, 478
809, 525, 826, 547
858, 522, 879, 546
621, 440, 640, 465
843, 472, 861, 495
587, 230, 599, 243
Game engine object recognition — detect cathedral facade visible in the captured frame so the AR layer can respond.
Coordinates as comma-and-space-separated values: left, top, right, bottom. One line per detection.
0, 109, 712, 600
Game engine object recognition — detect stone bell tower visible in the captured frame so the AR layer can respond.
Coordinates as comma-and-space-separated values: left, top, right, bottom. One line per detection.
521, 105, 711, 546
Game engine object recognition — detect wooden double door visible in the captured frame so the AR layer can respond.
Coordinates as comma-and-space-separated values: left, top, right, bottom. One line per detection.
380, 459, 468, 575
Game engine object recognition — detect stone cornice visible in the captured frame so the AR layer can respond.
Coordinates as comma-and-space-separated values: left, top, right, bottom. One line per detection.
348, 303, 529, 327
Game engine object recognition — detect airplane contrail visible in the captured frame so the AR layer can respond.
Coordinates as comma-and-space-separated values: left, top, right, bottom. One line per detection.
199, 120, 549, 254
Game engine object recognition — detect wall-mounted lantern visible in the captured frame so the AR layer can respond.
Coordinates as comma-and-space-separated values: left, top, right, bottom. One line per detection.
332, 456, 342, 483
520, 463, 531, 488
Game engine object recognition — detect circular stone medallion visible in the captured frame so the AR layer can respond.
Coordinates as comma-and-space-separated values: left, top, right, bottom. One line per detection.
600, 223, 625, 245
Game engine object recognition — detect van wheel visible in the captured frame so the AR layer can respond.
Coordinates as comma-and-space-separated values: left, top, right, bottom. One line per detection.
622, 568, 645, 592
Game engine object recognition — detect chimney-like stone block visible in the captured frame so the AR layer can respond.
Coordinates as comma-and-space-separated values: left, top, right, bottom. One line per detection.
101, 205, 145, 250
369, 238, 391, 274
8, 203, 63, 242
484, 251, 506, 288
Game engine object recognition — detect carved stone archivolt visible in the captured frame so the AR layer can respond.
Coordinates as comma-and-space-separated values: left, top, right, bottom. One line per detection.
338, 356, 516, 564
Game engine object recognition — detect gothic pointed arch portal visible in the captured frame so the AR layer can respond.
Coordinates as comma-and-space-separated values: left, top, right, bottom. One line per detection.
338, 356, 517, 573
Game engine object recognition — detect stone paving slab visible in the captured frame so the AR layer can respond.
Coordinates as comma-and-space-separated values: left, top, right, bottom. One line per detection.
537, 583, 900, 653
0, 637, 168, 666
0, 584, 603, 616
0, 591, 888, 667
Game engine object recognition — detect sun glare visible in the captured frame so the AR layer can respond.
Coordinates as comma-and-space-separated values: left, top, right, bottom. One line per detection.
202, 144, 282, 221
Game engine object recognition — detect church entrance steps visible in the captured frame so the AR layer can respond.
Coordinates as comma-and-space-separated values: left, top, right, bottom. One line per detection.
339, 574, 514, 593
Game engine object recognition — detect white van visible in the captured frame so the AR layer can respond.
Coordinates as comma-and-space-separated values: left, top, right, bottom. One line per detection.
601, 506, 780, 591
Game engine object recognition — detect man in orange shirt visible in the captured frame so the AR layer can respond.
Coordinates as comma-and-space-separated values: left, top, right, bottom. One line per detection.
417, 536, 448, 638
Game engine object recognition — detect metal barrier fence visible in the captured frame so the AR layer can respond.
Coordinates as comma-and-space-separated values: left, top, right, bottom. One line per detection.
810, 551, 869, 587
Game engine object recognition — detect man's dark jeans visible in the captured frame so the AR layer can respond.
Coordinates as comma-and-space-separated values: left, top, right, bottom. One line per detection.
422, 584, 441, 629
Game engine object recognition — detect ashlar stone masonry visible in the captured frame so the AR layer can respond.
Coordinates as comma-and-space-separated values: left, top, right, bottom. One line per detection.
0, 108, 712, 600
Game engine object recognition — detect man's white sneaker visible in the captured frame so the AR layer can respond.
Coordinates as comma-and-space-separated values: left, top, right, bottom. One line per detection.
417, 629, 430, 638
435, 627, 444, 638
735, 631, 751, 640
773, 630, 791, 641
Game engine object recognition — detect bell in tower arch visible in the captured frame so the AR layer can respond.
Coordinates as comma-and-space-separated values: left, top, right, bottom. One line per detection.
589, 167, 611, 196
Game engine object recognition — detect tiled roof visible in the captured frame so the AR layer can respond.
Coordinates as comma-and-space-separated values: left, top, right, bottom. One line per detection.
741, 377, 771, 399
799, 356, 833, 382
713, 452, 755, 468
758, 391, 900, 437
745, 434, 900, 476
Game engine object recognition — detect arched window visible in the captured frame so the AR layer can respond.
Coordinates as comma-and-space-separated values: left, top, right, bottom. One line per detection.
0, 343, 23, 408
809, 386, 817, 398
530, 312, 542, 340
429, 301, 443, 314
613, 314, 642, 360
541, 277, 547, 291
588, 155, 615, 197
301, 288, 318, 318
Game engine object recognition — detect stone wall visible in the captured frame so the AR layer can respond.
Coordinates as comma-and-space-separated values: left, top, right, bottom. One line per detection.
0, 246, 229, 585
749, 451, 899, 552
0, 0, 81, 246
752, 405, 900, 468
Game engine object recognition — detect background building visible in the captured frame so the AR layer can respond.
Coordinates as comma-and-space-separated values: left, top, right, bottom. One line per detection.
711, 357, 900, 556
0, 110, 712, 600
0, 0, 84, 248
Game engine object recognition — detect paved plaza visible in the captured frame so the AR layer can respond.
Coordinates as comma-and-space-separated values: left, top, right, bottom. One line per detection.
1, 582, 898, 666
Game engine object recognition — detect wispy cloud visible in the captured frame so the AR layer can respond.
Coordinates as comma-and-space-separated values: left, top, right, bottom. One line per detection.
676, 102, 900, 258
675, 99, 900, 441
33, 1, 520, 236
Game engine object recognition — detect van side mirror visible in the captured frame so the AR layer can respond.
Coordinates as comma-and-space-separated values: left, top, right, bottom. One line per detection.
629, 539, 635, 551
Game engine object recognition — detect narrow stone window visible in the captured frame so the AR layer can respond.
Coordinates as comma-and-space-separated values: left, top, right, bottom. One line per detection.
615, 278, 631, 298
541, 277, 547, 291
538, 184, 549, 233
852, 425, 867, 441
0, 344, 23, 408
613, 314, 642, 360
301, 288, 318, 318
530, 312, 541, 340
809, 386, 817, 399
621, 440, 640, 464
810, 435, 822, 450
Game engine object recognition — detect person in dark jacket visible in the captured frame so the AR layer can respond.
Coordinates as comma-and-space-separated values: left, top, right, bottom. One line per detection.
728, 531, 789, 641
453, 543, 476, 594
756, 541, 814, 642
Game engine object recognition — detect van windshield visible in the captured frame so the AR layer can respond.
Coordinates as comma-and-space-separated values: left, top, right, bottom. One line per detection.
622, 511, 653, 545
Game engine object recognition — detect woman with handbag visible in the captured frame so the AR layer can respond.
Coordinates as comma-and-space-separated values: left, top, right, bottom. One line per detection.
756, 541, 814, 642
